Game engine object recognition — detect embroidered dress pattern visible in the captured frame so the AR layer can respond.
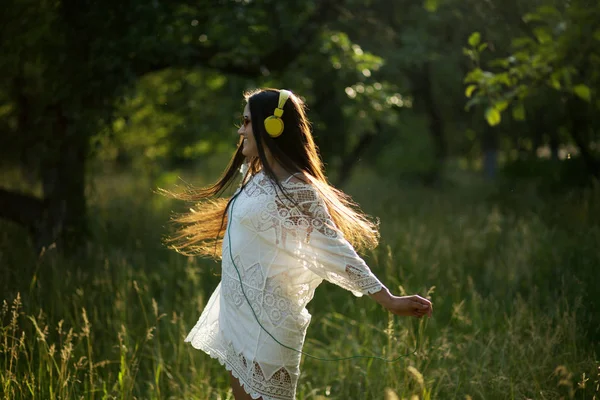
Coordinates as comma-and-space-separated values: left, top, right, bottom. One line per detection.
185, 171, 383, 399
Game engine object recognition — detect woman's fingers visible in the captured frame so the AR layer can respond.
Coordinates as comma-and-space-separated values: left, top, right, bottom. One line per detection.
387, 295, 433, 318
411, 296, 433, 317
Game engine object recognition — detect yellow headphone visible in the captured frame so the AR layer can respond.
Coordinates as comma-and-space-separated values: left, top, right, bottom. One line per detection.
264, 90, 292, 138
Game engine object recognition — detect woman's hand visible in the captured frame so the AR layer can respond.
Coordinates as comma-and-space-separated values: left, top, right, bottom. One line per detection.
370, 287, 433, 318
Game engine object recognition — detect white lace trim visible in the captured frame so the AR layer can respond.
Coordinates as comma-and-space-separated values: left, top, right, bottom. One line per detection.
186, 320, 296, 400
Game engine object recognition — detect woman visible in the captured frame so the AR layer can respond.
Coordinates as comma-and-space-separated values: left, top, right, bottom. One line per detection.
170, 89, 433, 400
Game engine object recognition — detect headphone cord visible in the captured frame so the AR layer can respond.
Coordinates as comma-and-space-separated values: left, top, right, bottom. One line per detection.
226, 193, 420, 362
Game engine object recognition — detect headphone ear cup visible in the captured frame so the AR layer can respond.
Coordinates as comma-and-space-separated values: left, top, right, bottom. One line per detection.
264, 116, 284, 137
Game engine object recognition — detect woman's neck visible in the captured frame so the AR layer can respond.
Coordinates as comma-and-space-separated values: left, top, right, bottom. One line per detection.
270, 163, 290, 180
262, 154, 294, 181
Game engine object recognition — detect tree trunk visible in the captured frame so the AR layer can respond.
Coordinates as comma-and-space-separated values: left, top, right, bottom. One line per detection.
532, 121, 543, 159
410, 62, 447, 185
36, 105, 88, 254
0, 110, 87, 255
550, 128, 559, 161
2, 77, 87, 254
567, 97, 599, 180
482, 123, 498, 179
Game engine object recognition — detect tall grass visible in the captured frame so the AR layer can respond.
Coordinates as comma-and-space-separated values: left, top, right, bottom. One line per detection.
0, 168, 598, 399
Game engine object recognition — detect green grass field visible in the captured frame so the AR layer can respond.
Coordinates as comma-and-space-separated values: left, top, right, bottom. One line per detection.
1, 167, 599, 399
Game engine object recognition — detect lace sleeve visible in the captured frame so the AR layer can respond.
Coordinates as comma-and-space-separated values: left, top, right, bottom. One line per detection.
282, 185, 384, 297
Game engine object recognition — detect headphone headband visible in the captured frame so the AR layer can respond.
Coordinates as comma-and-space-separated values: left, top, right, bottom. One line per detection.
277, 90, 291, 109
264, 90, 292, 138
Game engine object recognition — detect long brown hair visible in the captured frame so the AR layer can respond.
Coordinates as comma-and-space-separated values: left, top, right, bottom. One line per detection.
164, 88, 379, 258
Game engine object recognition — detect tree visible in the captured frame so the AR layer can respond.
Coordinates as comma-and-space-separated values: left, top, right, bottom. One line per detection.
464, 0, 600, 179
0, 0, 338, 253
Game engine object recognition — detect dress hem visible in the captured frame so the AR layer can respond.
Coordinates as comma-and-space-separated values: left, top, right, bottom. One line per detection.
185, 336, 293, 400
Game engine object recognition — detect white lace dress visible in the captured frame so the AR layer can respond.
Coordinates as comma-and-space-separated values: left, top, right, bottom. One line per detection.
185, 171, 383, 399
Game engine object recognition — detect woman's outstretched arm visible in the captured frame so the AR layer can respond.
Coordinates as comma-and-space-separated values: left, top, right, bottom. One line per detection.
369, 286, 433, 318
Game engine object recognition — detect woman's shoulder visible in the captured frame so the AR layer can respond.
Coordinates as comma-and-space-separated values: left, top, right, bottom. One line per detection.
246, 170, 311, 193
279, 173, 330, 210
281, 172, 322, 197
251, 170, 322, 202
281, 171, 310, 186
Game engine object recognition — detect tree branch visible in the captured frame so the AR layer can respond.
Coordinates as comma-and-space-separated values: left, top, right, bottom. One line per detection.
134, 0, 338, 77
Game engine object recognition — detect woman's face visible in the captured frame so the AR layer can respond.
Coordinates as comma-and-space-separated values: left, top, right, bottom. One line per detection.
238, 103, 258, 158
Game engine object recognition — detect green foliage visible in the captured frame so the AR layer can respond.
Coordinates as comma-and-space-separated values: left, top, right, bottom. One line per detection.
0, 0, 334, 172
461, 0, 600, 181
465, 84, 477, 98
485, 106, 501, 126
468, 32, 481, 47
573, 84, 592, 102
423, 0, 440, 13
1, 0, 599, 256
97, 69, 241, 170
512, 101, 526, 121
464, 1, 600, 123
